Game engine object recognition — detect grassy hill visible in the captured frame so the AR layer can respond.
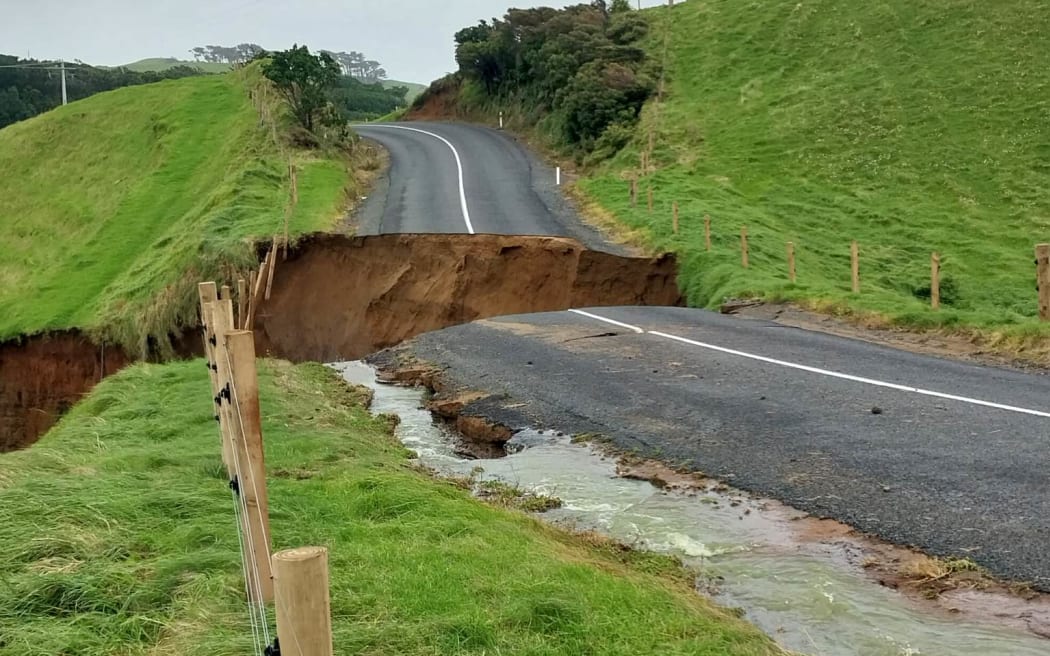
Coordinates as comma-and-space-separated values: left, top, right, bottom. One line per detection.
581, 0, 1050, 342
0, 357, 782, 655
0, 67, 353, 355
119, 57, 232, 74
122, 58, 425, 102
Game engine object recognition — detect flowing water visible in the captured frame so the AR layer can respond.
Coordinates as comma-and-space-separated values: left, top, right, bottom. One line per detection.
331, 361, 1050, 656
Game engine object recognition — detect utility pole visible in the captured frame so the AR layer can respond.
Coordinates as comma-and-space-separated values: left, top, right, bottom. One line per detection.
60, 60, 67, 106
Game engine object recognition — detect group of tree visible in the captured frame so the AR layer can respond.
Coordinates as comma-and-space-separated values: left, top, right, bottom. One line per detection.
189, 44, 389, 83
0, 55, 202, 129
189, 43, 265, 64
319, 50, 387, 83
262, 45, 405, 136
444, 0, 652, 160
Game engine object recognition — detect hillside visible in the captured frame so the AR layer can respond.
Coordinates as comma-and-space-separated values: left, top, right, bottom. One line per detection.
578, 0, 1050, 340
0, 68, 354, 355
120, 57, 231, 74
0, 357, 781, 655
122, 58, 425, 102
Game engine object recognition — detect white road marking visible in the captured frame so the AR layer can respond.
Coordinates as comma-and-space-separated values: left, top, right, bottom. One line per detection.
568, 309, 644, 333
357, 124, 474, 234
567, 309, 1050, 418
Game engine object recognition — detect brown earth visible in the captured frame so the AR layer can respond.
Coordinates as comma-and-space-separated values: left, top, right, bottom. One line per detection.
253, 233, 682, 362
0, 332, 132, 451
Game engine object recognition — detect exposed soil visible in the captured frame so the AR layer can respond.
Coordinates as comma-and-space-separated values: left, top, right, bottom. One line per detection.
254, 233, 682, 362
0, 332, 132, 451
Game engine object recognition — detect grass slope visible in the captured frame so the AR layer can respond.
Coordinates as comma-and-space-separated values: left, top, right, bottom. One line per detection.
119, 57, 232, 74
582, 0, 1050, 337
0, 68, 351, 354
0, 359, 782, 656
122, 58, 425, 102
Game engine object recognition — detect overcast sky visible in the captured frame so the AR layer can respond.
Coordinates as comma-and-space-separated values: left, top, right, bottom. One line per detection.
1, 0, 666, 84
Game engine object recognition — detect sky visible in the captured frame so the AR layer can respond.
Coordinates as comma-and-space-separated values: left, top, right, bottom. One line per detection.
1, 0, 667, 84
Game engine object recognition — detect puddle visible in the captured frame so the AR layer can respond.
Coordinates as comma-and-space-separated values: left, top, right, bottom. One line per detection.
331, 361, 1050, 656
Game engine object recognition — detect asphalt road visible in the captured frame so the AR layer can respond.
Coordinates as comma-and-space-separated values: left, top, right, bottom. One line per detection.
352, 121, 615, 250
386, 307, 1050, 589
355, 120, 1050, 589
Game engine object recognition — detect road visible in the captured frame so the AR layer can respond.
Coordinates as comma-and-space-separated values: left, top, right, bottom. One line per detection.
391, 307, 1050, 589
353, 122, 614, 249
355, 120, 1050, 589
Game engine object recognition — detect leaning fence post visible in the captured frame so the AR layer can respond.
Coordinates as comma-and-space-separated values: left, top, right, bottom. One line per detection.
1036, 244, 1050, 321
931, 252, 941, 311
740, 226, 749, 268
227, 330, 274, 603
851, 240, 860, 293
237, 278, 247, 330
787, 242, 796, 283
272, 546, 334, 656
704, 215, 712, 252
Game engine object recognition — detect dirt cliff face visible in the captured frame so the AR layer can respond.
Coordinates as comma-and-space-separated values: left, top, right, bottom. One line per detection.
253, 233, 682, 362
2, 233, 681, 451
0, 333, 132, 451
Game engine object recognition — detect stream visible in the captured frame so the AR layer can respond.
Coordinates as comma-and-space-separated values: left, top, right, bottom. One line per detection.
332, 361, 1049, 656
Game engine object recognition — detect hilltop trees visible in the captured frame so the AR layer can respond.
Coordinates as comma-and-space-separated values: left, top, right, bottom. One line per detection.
319, 50, 387, 83
189, 44, 265, 64
262, 45, 342, 132
446, 2, 653, 159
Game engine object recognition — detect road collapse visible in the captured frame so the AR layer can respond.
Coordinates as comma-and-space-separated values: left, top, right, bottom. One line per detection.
252, 233, 683, 362
0, 233, 681, 451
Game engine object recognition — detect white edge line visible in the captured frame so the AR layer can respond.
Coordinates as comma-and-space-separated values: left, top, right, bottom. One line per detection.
567, 308, 1050, 419
356, 124, 474, 234
568, 309, 644, 334
649, 330, 1050, 419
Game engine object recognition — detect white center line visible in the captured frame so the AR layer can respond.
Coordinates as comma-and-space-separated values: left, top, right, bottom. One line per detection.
569, 309, 1050, 418
356, 124, 474, 234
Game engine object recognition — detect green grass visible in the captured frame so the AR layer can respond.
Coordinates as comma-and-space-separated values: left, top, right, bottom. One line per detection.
121, 58, 425, 102
582, 0, 1050, 338
383, 79, 427, 103
0, 67, 351, 355
0, 359, 782, 655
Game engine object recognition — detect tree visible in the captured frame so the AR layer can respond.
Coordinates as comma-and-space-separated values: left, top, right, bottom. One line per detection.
262, 45, 342, 132
611, 0, 633, 12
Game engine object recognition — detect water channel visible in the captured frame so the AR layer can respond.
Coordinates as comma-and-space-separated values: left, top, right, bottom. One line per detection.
332, 361, 1049, 656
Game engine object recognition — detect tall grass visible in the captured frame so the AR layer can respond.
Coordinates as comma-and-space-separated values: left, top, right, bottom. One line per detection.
0, 360, 782, 655
0, 67, 352, 356
583, 0, 1050, 339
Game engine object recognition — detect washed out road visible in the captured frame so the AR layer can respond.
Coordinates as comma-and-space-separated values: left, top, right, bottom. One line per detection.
392, 307, 1050, 589
354, 120, 1050, 590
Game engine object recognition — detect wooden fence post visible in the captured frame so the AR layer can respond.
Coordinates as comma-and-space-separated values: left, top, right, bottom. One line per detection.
1036, 244, 1050, 321
740, 226, 749, 268
197, 283, 220, 425
211, 300, 238, 476
246, 270, 257, 330
672, 202, 679, 235
787, 242, 796, 283
704, 215, 711, 252
930, 252, 941, 311
851, 240, 860, 293
272, 547, 334, 656
265, 236, 278, 301
237, 278, 247, 330
227, 330, 274, 603
647, 186, 654, 213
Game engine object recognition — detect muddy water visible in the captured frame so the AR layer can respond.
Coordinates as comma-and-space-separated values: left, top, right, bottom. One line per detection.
331, 361, 1049, 656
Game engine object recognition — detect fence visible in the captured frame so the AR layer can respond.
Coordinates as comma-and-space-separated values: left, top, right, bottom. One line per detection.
631, 183, 1050, 320
198, 280, 333, 656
